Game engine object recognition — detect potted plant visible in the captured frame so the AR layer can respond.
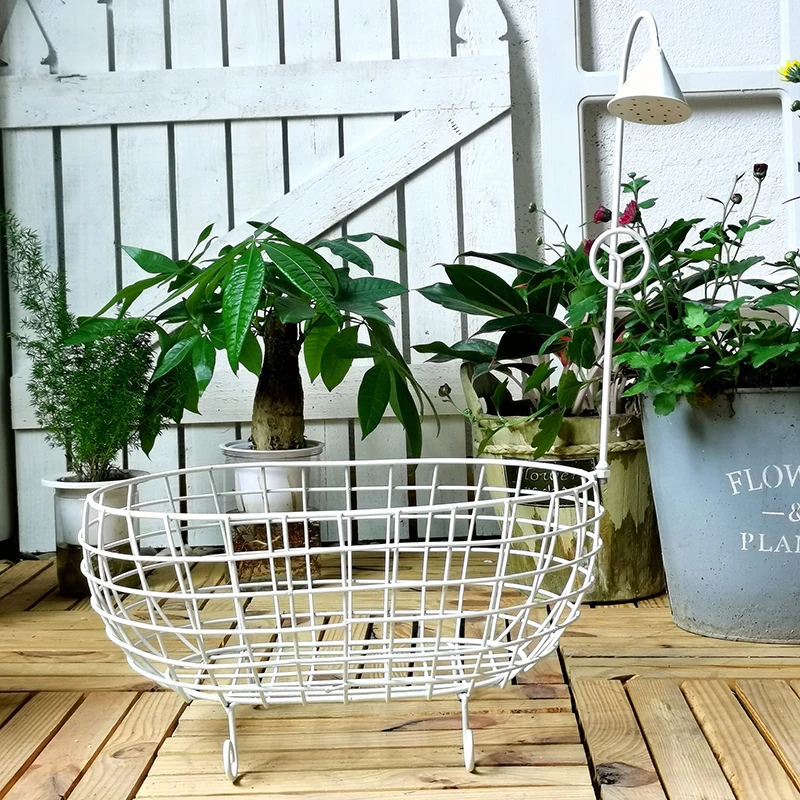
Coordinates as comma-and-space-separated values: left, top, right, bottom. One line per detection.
613, 164, 800, 641
414, 199, 672, 602
4, 213, 183, 596
72, 223, 431, 570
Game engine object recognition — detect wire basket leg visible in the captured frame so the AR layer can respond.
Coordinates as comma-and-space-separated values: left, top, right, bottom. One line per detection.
222, 704, 239, 782
459, 692, 475, 772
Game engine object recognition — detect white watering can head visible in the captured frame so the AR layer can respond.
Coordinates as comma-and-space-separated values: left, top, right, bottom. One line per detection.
608, 45, 691, 125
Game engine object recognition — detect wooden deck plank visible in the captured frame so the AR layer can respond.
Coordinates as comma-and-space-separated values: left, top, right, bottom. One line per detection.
0, 675, 157, 692
566, 658, 800, 682
138, 789, 597, 800
148, 743, 587, 774
4, 692, 137, 800
627, 679, 734, 800
0, 563, 58, 612
571, 679, 666, 799
735, 679, 800, 791
0, 692, 83, 794
29, 590, 81, 612
0, 693, 30, 729
69, 693, 185, 800
137, 765, 593, 796
637, 595, 669, 609
0, 560, 52, 603
683, 680, 800, 800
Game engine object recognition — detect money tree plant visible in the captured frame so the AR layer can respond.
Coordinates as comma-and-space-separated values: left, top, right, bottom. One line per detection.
71, 224, 432, 457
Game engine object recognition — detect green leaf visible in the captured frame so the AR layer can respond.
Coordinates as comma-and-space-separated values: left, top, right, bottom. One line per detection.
192, 337, 216, 394
653, 392, 677, 415
459, 251, 553, 276
121, 246, 180, 276
567, 326, 597, 370
239, 331, 262, 376
195, 223, 214, 246
557, 370, 582, 410
530, 410, 565, 458
735, 218, 772, 239
152, 335, 200, 381
566, 295, 602, 327
321, 326, 359, 391
418, 283, 504, 317
524, 362, 555, 393
389, 369, 423, 459
358, 361, 392, 439
491, 379, 508, 411
261, 241, 342, 323
638, 198, 656, 209
92, 274, 165, 317
337, 276, 407, 303
444, 265, 526, 315
755, 289, 800, 312
336, 299, 395, 326
684, 304, 708, 330
304, 315, 339, 382
413, 339, 497, 364
314, 239, 374, 274
64, 316, 154, 344
474, 313, 565, 338
222, 244, 265, 371
338, 232, 405, 251
274, 295, 317, 323
662, 339, 701, 362
751, 342, 799, 369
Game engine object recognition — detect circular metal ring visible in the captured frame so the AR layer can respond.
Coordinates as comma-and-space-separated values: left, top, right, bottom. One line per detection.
589, 226, 651, 290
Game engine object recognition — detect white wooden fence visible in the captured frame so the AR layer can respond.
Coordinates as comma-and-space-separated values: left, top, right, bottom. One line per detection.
0, 0, 516, 551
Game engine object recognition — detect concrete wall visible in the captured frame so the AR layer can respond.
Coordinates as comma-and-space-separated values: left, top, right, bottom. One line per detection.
497, 0, 790, 264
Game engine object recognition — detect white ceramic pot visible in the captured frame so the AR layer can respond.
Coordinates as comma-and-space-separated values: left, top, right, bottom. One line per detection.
42, 470, 147, 597
220, 440, 324, 513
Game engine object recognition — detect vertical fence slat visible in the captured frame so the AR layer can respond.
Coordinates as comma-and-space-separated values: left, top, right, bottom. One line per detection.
397, 0, 469, 524
113, 1, 180, 542
338, 1, 408, 536
168, 0, 236, 537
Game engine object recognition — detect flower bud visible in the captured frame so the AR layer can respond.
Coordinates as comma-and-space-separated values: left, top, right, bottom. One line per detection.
438, 383, 452, 399
627, 172, 637, 179
753, 163, 768, 180
793, 100, 800, 112
730, 193, 742, 205
583, 239, 595, 255
785, 251, 798, 263
536, 236, 544, 246
618, 200, 639, 226
528, 202, 537, 213
593, 205, 612, 224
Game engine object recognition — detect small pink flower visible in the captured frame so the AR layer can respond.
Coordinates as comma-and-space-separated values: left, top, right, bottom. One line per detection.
593, 205, 612, 224
583, 239, 595, 255
618, 200, 639, 226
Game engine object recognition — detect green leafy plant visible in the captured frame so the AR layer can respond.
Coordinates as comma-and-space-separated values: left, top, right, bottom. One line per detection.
615, 164, 800, 413
72, 224, 432, 456
413, 200, 658, 456
4, 212, 182, 481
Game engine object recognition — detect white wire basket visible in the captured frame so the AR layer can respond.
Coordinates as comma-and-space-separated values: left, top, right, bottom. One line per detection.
80, 458, 602, 779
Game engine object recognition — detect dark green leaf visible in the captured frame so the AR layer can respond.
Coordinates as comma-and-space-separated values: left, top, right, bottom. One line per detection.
262, 241, 342, 323
444, 265, 526, 315
474, 312, 565, 338
567, 326, 597, 369
339, 232, 405, 251
222, 244, 265, 371
239, 330, 262, 376
413, 339, 497, 363
314, 239, 374, 274
524, 362, 555, 393
418, 283, 504, 317
358, 361, 391, 438
390, 369, 422, 459
274, 295, 317, 323
530, 410, 565, 458
653, 392, 677, 415
556, 370, 581, 409
64, 316, 154, 344
320, 326, 359, 391
192, 337, 216, 393
338, 276, 407, 303
153, 335, 200, 381
459, 251, 553, 276
121, 246, 180, 276
304, 315, 339, 382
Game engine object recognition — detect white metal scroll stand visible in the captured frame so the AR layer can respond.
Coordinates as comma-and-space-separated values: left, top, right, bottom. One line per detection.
588, 11, 691, 479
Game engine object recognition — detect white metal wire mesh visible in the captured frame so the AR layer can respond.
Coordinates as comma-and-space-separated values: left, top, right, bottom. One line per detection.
80, 458, 602, 777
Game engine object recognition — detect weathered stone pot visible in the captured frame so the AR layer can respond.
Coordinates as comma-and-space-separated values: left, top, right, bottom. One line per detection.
642, 389, 800, 642
463, 372, 663, 603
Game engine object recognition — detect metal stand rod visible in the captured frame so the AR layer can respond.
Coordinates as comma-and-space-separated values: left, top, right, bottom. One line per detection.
460, 692, 475, 772
222, 704, 239, 782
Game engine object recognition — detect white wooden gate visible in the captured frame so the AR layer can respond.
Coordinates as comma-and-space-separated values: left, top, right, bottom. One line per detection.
0, 0, 515, 551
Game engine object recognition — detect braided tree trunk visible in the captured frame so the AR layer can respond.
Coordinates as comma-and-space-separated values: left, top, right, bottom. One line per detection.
250, 315, 305, 451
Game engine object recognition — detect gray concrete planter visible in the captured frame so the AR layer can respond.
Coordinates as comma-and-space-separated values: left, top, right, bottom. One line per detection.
642, 389, 800, 642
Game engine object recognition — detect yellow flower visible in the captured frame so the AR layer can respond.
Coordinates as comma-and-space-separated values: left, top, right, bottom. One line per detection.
778, 59, 800, 82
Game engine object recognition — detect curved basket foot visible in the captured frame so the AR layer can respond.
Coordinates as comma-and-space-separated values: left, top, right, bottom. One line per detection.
223, 738, 238, 782
462, 728, 475, 772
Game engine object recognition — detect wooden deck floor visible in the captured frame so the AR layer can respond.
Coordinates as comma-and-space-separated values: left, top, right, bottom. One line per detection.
2, 557, 800, 799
